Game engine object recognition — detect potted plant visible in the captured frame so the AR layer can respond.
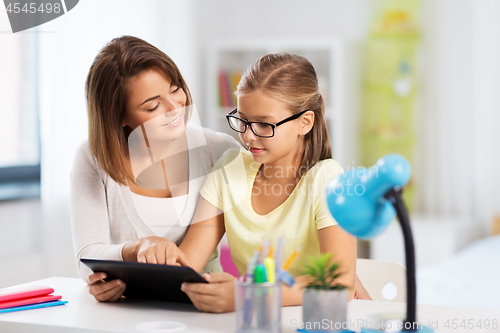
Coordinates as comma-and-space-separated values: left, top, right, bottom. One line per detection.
301, 253, 349, 332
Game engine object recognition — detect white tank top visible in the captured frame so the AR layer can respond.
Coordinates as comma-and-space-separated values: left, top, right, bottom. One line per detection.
130, 191, 188, 236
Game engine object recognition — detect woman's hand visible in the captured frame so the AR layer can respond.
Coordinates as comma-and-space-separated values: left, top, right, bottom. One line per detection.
122, 236, 192, 266
180, 272, 236, 313
87, 272, 125, 302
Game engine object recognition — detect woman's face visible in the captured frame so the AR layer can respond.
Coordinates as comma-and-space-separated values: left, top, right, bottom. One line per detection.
237, 92, 312, 168
123, 68, 187, 142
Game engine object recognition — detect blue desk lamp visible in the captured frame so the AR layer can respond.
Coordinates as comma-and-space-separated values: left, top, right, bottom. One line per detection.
326, 154, 432, 333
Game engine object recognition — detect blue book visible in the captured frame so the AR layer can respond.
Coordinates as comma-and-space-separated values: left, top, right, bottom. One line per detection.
0, 300, 68, 314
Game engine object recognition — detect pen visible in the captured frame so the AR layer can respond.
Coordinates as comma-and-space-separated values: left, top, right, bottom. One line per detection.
254, 264, 267, 283
283, 246, 301, 270
279, 270, 296, 287
246, 251, 258, 283
268, 244, 274, 258
264, 245, 276, 328
264, 250, 275, 283
275, 237, 284, 283
260, 240, 270, 265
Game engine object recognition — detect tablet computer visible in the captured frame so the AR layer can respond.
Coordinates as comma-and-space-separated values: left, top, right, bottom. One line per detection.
81, 258, 207, 304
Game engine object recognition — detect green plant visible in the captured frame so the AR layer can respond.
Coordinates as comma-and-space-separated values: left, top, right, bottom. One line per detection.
301, 253, 347, 291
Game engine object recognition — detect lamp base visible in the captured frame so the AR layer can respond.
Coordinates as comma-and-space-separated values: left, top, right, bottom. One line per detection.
361, 326, 434, 333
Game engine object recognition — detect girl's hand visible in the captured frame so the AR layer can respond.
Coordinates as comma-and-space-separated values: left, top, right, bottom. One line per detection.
87, 272, 125, 302
180, 272, 236, 313
353, 274, 372, 300
123, 236, 193, 267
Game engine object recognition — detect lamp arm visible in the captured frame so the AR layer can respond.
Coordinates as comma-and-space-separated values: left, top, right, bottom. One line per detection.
385, 188, 417, 331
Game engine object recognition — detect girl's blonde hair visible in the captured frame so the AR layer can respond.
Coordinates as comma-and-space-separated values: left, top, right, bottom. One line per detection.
236, 53, 332, 175
85, 35, 193, 186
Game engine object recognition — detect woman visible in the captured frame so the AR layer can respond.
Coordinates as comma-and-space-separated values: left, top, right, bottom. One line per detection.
70, 35, 238, 301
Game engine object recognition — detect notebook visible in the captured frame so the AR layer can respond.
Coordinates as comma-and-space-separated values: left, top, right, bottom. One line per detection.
0, 294, 62, 309
0, 286, 54, 303
0, 300, 68, 314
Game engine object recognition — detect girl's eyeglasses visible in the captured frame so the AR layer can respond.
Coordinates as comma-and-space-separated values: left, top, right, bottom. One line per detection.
225, 109, 308, 138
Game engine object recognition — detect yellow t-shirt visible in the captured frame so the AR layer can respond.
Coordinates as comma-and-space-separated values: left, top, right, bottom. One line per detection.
200, 149, 344, 277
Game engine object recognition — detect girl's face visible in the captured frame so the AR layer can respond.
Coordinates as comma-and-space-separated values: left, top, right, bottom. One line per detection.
237, 92, 313, 168
123, 68, 187, 141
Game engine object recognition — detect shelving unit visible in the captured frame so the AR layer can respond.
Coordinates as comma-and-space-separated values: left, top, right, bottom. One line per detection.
204, 38, 345, 162
361, 0, 421, 209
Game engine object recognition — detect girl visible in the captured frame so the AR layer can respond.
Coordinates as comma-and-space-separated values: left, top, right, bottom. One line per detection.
177, 53, 370, 312
70, 36, 238, 302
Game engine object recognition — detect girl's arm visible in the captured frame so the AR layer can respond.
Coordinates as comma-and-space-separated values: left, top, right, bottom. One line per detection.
182, 224, 356, 312
179, 197, 225, 273
280, 225, 357, 306
318, 225, 357, 299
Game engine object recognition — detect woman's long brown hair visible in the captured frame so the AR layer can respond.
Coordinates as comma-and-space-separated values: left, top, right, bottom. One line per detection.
85, 35, 193, 186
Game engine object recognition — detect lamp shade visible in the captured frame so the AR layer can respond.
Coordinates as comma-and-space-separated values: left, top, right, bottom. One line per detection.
326, 154, 411, 239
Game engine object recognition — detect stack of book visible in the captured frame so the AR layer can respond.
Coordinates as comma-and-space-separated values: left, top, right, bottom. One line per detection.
218, 69, 242, 108
0, 285, 67, 313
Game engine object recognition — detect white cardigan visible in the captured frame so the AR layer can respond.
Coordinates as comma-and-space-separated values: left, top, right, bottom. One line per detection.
69, 125, 239, 280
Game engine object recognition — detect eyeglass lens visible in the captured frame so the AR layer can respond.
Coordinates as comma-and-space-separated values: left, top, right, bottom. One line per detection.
228, 117, 274, 137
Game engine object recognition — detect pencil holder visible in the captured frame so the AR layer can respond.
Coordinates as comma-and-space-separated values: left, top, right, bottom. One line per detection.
235, 280, 281, 333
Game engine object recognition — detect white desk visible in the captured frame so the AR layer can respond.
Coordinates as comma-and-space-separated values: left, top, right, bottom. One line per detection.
0, 277, 498, 333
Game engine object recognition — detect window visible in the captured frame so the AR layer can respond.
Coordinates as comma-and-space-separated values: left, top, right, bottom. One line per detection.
0, 18, 40, 200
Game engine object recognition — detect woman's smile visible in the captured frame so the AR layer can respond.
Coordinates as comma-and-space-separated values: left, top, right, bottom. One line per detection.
162, 111, 183, 127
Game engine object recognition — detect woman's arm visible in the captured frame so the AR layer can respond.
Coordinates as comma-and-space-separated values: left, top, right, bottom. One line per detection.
70, 144, 126, 279
70, 144, 132, 302
179, 197, 226, 273
71, 143, 190, 302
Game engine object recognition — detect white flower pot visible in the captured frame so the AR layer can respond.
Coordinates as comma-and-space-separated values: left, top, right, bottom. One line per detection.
302, 289, 348, 332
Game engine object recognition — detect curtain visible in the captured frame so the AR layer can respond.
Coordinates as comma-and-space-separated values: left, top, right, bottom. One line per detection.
416, 0, 500, 234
